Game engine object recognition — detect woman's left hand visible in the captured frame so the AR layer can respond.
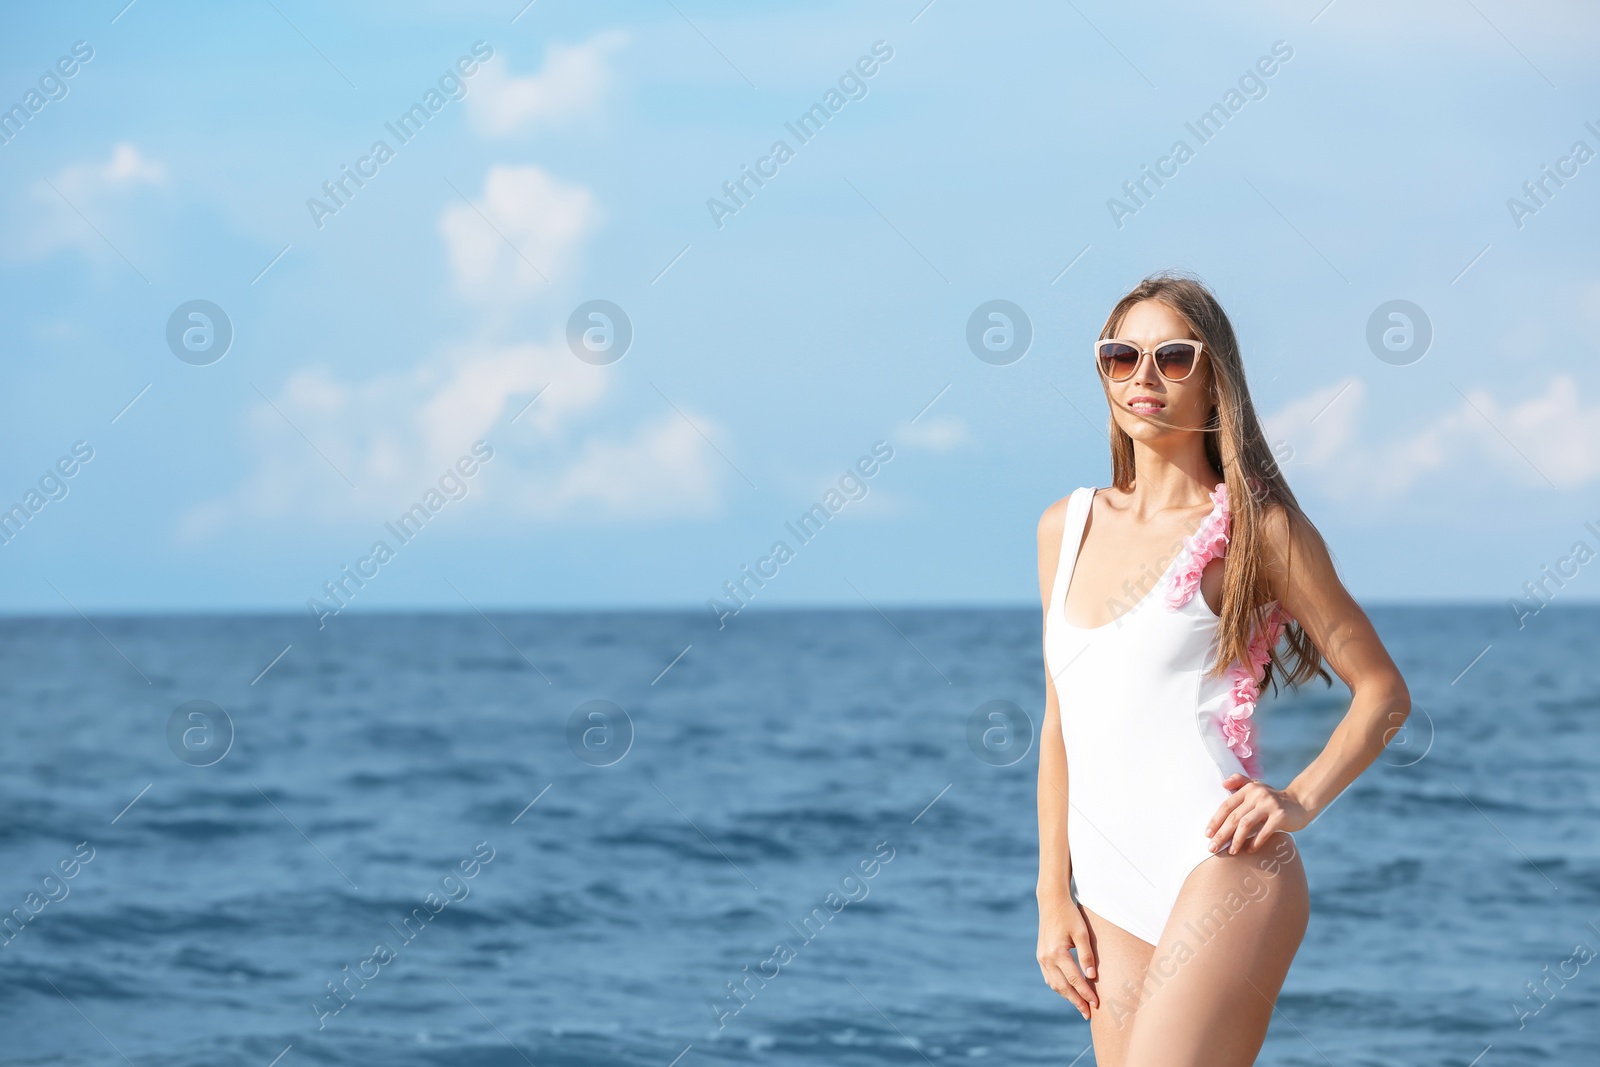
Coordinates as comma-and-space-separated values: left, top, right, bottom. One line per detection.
1205, 774, 1312, 854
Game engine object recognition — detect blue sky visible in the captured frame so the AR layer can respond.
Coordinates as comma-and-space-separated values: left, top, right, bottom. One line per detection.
1, 0, 1597, 617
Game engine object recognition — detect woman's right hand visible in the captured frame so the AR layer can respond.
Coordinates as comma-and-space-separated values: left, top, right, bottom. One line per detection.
1036, 887, 1099, 1019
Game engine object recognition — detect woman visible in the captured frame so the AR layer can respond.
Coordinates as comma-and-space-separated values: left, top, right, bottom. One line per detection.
1034, 272, 1410, 1066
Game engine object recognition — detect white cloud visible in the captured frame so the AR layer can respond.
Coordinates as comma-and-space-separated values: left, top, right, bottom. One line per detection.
167, 13, 714, 544
438, 164, 601, 296
179, 335, 725, 541
416, 340, 605, 454
541, 411, 723, 517
182, 54, 725, 539
896, 416, 969, 453
14, 143, 164, 261
1264, 374, 1600, 500
99, 143, 165, 186
467, 31, 628, 137
1463, 375, 1600, 486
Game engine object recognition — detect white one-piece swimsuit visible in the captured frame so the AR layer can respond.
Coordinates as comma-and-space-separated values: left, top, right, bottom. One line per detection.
1043, 482, 1287, 946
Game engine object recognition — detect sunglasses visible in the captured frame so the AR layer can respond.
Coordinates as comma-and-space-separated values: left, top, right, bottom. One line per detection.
1095, 338, 1204, 383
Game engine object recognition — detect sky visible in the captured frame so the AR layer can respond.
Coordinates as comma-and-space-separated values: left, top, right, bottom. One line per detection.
1, 0, 1598, 618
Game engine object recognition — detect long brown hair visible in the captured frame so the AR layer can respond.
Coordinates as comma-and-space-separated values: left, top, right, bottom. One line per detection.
1099, 270, 1330, 694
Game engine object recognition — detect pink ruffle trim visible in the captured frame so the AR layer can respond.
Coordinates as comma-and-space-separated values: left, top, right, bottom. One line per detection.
1164, 481, 1285, 777
1220, 603, 1285, 778
1163, 481, 1231, 612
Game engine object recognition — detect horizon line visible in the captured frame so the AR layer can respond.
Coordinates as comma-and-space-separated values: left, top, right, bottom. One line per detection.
0, 597, 1569, 621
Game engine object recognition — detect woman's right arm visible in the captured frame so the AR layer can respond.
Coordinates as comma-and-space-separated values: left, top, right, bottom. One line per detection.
1035, 499, 1100, 1019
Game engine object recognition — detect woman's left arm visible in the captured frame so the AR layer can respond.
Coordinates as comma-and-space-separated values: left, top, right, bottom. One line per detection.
1207, 504, 1412, 854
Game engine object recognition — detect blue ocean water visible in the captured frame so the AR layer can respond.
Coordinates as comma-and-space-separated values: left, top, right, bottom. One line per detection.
0, 605, 1595, 1066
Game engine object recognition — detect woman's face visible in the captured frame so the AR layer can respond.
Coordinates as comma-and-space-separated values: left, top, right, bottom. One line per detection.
1101, 299, 1214, 442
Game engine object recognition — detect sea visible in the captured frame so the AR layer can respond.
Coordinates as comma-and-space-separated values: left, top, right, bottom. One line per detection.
0, 604, 1595, 1066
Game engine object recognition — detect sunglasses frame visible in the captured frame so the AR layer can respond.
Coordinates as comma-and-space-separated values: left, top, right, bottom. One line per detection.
1095, 337, 1206, 383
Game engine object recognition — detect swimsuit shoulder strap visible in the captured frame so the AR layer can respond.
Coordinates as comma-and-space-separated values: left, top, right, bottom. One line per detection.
1048, 486, 1098, 619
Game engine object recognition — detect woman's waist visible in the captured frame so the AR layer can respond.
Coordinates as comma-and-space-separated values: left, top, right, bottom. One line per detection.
1066, 782, 1225, 871
1061, 731, 1231, 813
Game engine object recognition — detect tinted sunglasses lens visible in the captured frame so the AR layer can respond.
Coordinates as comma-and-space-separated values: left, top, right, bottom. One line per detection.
1155, 342, 1197, 380
1097, 342, 1138, 380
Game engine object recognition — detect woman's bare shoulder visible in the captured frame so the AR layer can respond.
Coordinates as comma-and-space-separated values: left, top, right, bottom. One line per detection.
1257, 498, 1333, 591
1037, 493, 1074, 547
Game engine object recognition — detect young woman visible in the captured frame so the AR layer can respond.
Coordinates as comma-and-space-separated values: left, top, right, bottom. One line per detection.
1034, 272, 1410, 1066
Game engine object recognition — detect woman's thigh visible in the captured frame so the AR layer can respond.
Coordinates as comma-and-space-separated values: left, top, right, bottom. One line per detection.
1123, 833, 1310, 1067
1078, 905, 1154, 1067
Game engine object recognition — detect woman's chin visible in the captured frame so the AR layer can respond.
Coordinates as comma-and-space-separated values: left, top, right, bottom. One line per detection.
1117, 416, 1183, 441
1120, 412, 1203, 441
